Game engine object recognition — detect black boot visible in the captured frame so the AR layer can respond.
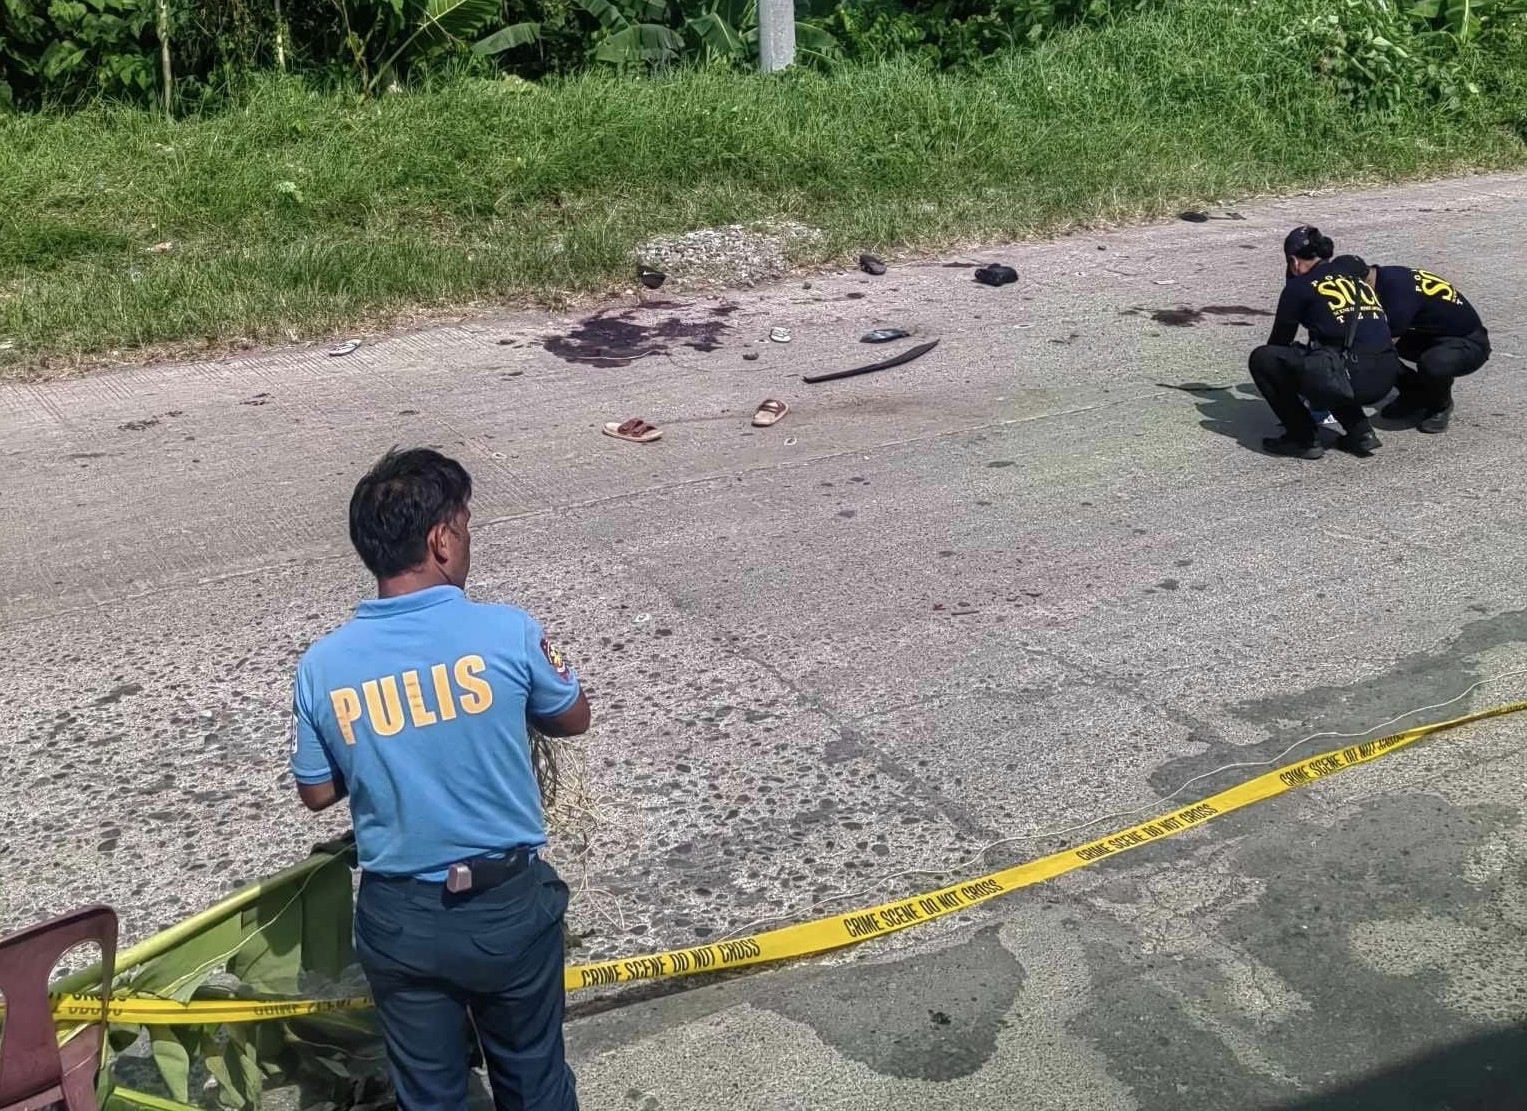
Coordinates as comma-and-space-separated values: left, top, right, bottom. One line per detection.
1380, 395, 1428, 421
1262, 435, 1324, 459
1381, 372, 1428, 421
1336, 429, 1382, 456
1419, 405, 1453, 434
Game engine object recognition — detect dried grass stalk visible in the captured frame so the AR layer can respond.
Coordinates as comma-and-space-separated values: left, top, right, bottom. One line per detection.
530, 725, 592, 840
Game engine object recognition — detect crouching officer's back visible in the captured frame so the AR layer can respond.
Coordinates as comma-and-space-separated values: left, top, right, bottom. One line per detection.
290, 447, 589, 1111
1370, 262, 1490, 433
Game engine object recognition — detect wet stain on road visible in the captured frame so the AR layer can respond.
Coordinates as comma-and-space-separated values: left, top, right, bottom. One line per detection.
756, 924, 1023, 1081
1151, 305, 1274, 327
1151, 607, 1527, 796
545, 307, 729, 366
1072, 783, 1526, 1109
1071, 932, 1294, 1110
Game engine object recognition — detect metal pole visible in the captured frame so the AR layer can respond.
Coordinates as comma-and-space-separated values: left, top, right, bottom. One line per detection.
757, 0, 795, 73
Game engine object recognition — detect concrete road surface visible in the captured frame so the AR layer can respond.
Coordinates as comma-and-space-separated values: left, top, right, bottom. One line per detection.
3, 173, 1527, 1110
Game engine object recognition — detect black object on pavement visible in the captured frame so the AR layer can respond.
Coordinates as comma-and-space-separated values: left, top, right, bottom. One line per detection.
862, 328, 911, 343
974, 265, 1018, 287
859, 254, 888, 276
638, 266, 667, 290
804, 339, 940, 384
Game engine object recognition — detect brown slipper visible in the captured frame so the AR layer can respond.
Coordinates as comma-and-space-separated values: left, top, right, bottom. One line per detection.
603, 418, 662, 443
752, 399, 789, 428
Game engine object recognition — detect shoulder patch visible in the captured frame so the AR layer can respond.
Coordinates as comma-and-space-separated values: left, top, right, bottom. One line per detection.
541, 638, 572, 681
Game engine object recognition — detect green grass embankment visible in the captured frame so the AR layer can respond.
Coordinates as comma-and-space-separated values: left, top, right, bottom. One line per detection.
2, 0, 1523, 374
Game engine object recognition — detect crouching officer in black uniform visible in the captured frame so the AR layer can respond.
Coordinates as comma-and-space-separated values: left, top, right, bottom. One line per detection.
1363, 262, 1490, 434
1248, 226, 1400, 459
290, 447, 590, 1111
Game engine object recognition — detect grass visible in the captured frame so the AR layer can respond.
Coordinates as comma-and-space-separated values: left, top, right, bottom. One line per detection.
1, 0, 1524, 375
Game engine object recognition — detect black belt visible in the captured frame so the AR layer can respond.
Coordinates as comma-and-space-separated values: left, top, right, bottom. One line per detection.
367, 848, 537, 894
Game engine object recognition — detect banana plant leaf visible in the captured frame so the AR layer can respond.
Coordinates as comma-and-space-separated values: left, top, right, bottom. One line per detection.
687, 11, 746, 58
149, 1027, 201, 1104
130, 916, 247, 1003
371, 0, 503, 90
594, 23, 686, 64
65, 838, 382, 1111
415, 0, 502, 43
473, 23, 544, 55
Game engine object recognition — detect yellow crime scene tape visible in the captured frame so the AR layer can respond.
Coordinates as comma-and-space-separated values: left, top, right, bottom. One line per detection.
49, 995, 373, 1025
50, 699, 1527, 1024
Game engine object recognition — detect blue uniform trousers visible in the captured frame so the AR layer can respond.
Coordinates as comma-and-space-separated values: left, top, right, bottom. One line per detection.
355, 856, 578, 1111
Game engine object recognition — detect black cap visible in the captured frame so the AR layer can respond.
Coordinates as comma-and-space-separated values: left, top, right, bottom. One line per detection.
1284, 225, 1319, 258
1328, 254, 1369, 278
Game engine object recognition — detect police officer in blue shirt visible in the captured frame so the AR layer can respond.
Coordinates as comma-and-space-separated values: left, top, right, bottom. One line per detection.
291, 447, 590, 1111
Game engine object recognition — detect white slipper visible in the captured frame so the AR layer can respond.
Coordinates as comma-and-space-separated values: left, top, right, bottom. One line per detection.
752, 399, 789, 428
603, 418, 662, 443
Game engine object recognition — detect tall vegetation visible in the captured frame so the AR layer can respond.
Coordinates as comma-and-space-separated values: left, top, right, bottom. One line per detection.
3, 0, 1524, 368
7, 0, 1521, 113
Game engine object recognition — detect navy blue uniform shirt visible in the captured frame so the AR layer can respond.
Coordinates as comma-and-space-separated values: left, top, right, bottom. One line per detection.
1371, 266, 1483, 338
1267, 261, 1392, 353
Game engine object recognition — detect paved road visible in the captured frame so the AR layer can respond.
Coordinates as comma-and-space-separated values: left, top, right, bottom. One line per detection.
3, 173, 1526, 1109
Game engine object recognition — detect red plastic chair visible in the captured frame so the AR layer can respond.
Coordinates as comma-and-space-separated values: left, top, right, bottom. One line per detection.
0, 906, 118, 1111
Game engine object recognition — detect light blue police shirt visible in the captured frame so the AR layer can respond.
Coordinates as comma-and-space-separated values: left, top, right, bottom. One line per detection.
290, 585, 581, 880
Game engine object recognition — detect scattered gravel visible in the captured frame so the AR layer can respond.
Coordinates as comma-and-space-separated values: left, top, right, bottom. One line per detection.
637, 221, 826, 290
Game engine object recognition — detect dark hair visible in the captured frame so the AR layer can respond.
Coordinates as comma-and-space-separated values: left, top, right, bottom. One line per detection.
348, 448, 472, 578
1285, 224, 1335, 261
1328, 253, 1370, 278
